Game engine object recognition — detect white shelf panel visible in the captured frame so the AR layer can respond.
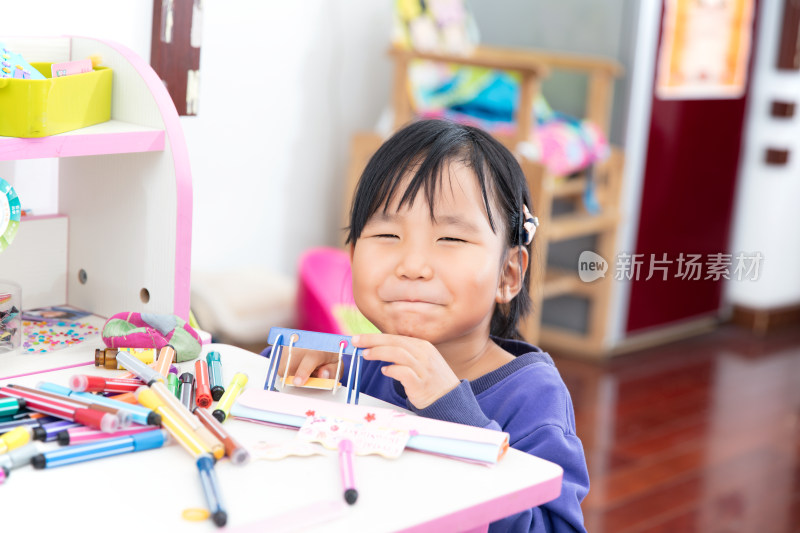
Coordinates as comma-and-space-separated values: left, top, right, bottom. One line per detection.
0, 120, 165, 161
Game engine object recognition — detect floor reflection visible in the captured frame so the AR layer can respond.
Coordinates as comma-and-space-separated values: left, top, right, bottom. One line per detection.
551, 325, 800, 533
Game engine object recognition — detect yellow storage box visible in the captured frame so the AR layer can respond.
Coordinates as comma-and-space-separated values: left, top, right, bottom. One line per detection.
0, 62, 112, 138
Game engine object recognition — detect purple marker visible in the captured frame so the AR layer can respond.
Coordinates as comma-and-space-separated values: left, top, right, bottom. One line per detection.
41, 420, 82, 442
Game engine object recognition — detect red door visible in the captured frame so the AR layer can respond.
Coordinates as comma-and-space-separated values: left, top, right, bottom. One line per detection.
626, 2, 760, 333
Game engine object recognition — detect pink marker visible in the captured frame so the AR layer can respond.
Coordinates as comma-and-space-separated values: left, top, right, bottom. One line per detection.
338, 438, 358, 505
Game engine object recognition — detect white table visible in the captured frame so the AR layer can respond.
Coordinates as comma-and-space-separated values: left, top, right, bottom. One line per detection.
0, 336, 563, 532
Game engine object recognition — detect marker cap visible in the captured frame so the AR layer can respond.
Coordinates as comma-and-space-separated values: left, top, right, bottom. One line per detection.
73, 408, 120, 433
68, 374, 89, 392
1, 426, 32, 450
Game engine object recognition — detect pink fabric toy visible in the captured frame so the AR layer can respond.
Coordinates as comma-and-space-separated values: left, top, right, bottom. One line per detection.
102, 311, 202, 362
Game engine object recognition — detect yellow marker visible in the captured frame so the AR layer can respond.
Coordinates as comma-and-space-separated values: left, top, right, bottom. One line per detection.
135, 387, 210, 458
149, 381, 224, 460
0, 426, 31, 455
212, 373, 248, 423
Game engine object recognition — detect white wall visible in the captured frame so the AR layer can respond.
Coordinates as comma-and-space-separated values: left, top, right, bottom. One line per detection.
4, 0, 392, 278
728, 0, 800, 309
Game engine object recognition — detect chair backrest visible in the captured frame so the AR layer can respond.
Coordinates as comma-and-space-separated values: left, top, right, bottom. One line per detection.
297, 247, 354, 335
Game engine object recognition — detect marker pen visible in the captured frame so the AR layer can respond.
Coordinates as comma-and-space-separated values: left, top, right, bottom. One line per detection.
32, 429, 169, 469
1, 416, 51, 436
193, 407, 249, 465
39, 419, 82, 442
154, 345, 176, 377
212, 373, 248, 423
179, 373, 196, 412
0, 442, 40, 472
167, 372, 180, 399
9, 384, 132, 428
57, 424, 155, 446
69, 375, 144, 394
338, 438, 358, 505
107, 392, 136, 405
0, 426, 33, 455
135, 387, 210, 458
206, 352, 225, 401
149, 382, 224, 460
115, 351, 165, 385
0, 386, 120, 433
39, 382, 161, 427
0, 397, 26, 418
196, 454, 227, 527
194, 360, 212, 408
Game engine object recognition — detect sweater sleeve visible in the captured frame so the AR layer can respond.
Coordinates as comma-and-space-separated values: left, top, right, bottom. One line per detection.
409, 379, 502, 431
409, 380, 589, 533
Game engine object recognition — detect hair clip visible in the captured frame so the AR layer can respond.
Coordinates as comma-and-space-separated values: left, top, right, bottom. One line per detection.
522, 204, 538, 246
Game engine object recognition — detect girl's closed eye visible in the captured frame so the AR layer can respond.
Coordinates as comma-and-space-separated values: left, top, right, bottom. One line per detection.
438, 236, 467, 243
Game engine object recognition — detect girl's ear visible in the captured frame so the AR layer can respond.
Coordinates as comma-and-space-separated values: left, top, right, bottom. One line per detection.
496, 246, 529, 304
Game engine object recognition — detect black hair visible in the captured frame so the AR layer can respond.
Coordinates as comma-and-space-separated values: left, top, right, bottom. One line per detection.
346, 119, 534, 340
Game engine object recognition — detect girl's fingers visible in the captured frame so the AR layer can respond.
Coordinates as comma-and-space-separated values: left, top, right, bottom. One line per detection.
352, 334, 414, 350
293, 352, 335, 386
312, 362, 340, 380
361, 345, 415, 368
380, 364, 420, 385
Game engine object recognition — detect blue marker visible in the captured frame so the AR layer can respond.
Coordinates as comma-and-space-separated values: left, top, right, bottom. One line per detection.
31, 429, 169, 469
206, 352, 225, 401
197, 454, 227, 527
37, 382, 161, 427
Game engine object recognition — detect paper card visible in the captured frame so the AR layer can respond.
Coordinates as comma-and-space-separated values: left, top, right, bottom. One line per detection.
50, 59, 92, 78
298, 415, 409, 458
249, 440, 329, 461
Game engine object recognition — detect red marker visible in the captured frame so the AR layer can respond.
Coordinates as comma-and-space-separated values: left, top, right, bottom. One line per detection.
0, 386, 120, 433
69, 375, 144, 394
194, 360, 212, 408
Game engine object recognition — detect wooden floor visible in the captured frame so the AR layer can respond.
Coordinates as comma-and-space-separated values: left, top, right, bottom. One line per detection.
551, 325, 800, 533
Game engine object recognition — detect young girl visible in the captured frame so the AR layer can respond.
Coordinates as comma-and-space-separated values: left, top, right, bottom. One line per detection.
282, 119, 589, 532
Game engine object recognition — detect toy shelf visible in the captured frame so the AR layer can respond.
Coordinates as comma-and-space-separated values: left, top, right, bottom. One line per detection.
0, 120, 165, 161
346, 44, 624, 358
0, 36, 192, 321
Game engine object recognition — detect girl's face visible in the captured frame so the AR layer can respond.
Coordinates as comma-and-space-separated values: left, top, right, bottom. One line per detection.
351, 162, 509, 346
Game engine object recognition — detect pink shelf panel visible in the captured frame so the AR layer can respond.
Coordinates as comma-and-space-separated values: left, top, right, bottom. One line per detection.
0, 120, 165, 161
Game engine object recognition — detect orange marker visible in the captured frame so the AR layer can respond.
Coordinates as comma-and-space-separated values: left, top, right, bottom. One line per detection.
154, 345, 176, 377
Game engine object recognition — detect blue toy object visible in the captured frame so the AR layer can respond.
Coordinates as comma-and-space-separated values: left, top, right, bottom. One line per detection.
0, 42, 46, 80
263, 327, 364, 405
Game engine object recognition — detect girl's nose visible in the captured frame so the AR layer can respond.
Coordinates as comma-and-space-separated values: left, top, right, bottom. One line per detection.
395, 248, 434, 280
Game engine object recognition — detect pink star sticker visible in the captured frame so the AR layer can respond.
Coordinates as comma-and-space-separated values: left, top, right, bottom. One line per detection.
305, 410, 315, 417
365, 413, 376, 422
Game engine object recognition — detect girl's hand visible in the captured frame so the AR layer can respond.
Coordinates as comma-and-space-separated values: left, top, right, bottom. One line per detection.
352, 334, 460, 409
277, 347, 341, 386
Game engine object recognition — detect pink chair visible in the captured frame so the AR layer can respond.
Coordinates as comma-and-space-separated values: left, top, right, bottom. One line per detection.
296, 247, 378, 336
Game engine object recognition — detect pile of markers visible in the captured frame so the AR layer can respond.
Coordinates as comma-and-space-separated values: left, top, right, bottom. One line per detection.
0, 346, 249, 528
0, 294, 19, 350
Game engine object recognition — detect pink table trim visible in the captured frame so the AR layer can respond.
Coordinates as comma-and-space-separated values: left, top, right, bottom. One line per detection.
398, 470, 563, 532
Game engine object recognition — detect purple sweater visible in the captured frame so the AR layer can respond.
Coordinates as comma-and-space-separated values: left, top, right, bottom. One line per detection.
350, 337, 589, 532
